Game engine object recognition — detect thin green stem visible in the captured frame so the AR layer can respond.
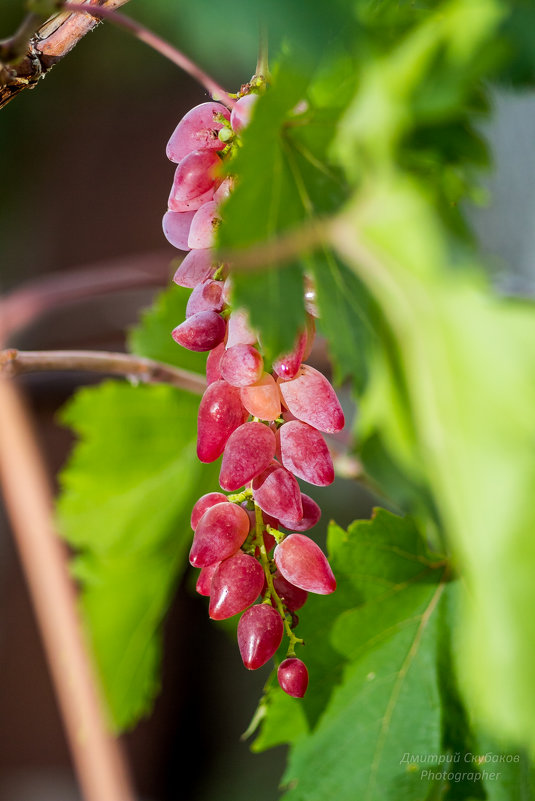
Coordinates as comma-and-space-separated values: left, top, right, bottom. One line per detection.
256, 19, 269, 80
62, 2, 235, 107
253, 501, 303, 657
227, 488, 253, 504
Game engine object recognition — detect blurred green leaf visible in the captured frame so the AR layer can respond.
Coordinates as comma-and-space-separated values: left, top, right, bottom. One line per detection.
57, 381, 219, 729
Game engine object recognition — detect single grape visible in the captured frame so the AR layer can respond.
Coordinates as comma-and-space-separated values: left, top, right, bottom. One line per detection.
220, 344, 264, 387
273, 331, 307, 381
190, 492, 228, 529
279, 420, 334, 486
253, 463, 303, 523
272, 571, 308, 611
221, 276, 232, 306
213, 176, 235, 203
189, 502, 250, 567
173, 249, 218, 288
209, 552, 265, 619
240, 373, 281, 421
188, 201, 222, 249
166, 101, 231, 162
162, 210, 196, 251
170, 149, 221, 202
237, 604, 283, 669
278, 493, 321, 532
230, 93, 259, 133
172, 310, 225, 352
195, 562, 219, 596
226, 309, 257, 348
206, 341, 225, 384
274, 533, 336, 594
197, 380, 247, 462
219, 422, 277, 491
186, 280, 224, 317
168, 185, 214, 213
278, 365, 345, 433
278, 658, 309, 698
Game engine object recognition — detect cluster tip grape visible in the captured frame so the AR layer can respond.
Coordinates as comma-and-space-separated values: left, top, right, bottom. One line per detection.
163, 88, 344, 698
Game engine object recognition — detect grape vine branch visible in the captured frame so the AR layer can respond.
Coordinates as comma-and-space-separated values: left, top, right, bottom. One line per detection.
0, 0, 132, 109
0, 348, 206, 393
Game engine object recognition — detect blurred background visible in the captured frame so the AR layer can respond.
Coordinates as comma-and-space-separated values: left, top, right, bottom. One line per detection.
1, 1, 534, 799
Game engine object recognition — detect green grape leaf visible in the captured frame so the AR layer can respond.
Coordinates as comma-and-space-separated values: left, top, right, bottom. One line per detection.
254, 510, 452, 800
218, 55, 350, 360
127, 284, 208, 375
56, 381, 219, 729
310, 251, 374, 392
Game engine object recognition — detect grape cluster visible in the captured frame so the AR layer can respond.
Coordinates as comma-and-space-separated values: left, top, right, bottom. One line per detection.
162, 92, 344, 698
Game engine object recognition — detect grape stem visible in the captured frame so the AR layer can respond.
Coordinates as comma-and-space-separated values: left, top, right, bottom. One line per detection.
227, 488, 253, 504
253, 500, 303, 657
62, 2, 236, 108
255, 20, 269, 80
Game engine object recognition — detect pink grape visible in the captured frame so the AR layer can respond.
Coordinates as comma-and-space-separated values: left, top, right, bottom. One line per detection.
170, 149, 221, 202
162, 210, 196, 251
188, 201, 222, 249
168, 185, 214, 213
220, 344, 264, 387
189, 502, 250, 567
272, 571, 308, 611
209, 552, 264, 620
230, 93, 259, 132
214, 176, 235, 203
172, 310, 225, 352
240, 373, 281, 421
219, 422, 276, 491
186, 280, 224, 317
173, 249, 217, 288
190, 492, 228, 529
196, 562, 219, 596
279, 420, 334, 486
226, 309, 257, 348
221, 277, 232, 305
273, 331, 307, 381
237, 604, 283, 669
166, 101, 230, 162
197, 380, 247, 462
278, 658, 309, 698
274, 533, 336, 594
206, 341, 225, 384
278, 365, 345, 433
278, 494, 321, 532
253, 464, 303, 523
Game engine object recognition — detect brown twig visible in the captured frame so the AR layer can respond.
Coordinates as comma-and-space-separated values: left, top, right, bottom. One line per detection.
0, 378, 136, 801
0, 0, 132, 109
0, 347, 206, 394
